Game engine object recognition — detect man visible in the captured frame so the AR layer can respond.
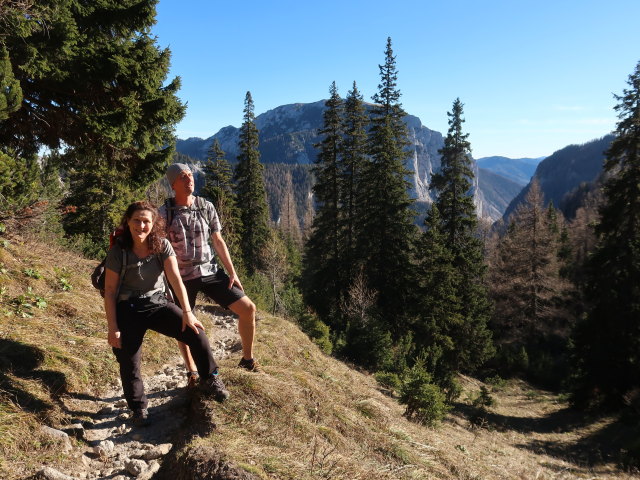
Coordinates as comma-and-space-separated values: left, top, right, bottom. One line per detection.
160, 163, 260, 385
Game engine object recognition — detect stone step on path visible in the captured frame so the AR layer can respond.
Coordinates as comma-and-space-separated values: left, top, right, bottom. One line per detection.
35, 308, 242, 480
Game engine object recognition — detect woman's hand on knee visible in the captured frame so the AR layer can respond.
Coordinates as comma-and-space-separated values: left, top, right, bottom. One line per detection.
182, 311, 203, 335
108, 329, 121, 349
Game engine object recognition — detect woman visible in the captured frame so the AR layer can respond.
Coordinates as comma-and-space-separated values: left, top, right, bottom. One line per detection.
104, 201, 229, 426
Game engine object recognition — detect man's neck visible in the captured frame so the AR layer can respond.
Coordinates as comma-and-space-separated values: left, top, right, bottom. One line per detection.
173, 193, 195, 207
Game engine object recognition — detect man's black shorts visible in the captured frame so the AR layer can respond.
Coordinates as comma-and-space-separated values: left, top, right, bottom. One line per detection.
179, 269, 246, 310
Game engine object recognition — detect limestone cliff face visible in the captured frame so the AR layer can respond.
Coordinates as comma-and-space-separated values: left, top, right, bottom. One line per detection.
176, 100, 511, 221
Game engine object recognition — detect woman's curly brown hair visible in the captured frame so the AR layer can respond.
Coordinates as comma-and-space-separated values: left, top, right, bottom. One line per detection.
120, 201, 166, 255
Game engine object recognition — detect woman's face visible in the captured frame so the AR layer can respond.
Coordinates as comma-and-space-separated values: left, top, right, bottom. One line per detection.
127, 209, 154, 244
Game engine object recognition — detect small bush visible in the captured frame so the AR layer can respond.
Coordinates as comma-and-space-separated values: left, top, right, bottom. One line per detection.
485, 374, 507, 391
374, 371, 402, 393
472, 386, 495, 408
400, 358, 449, 427
297, 309, 332, 354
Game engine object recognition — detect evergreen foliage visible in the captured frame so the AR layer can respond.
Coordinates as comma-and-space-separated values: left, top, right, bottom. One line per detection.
202, 139, 242, 269
572, 61, 640, 408
0, 151, 39, 214
359, 37, 416, 335
400, 355, 450, 426
234, 91, 270, 274
0, 0, 184, 251
340, 81, 369, 284
303, 82, 344, 322
0, 45, 21, 121
417, 98, 493, 386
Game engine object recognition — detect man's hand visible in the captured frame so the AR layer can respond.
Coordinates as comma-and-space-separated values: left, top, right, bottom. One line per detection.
108, 329, 121, 349
182, 311, 204, 334
228, 273, 244, 291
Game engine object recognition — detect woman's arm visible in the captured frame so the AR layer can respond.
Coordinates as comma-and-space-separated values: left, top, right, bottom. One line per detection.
164, 255, 204, 334
104, 268, 121, 349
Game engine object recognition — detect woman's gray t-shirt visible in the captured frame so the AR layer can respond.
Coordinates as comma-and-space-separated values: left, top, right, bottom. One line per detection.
105, 238, 174, 298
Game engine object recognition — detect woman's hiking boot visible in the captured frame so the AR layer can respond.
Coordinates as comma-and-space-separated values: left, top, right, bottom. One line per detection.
199, 374, 229, 402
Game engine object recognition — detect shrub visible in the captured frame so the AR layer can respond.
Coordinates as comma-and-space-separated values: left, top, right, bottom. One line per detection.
297, 309, 332, 355
375, 371, 402, 394
400, 358, 449, 427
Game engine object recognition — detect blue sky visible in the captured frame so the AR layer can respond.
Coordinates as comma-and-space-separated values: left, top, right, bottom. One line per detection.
153, 0, 639, 159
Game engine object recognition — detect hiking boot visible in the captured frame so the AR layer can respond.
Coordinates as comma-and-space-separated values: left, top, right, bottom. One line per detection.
238, 357, 263, 373
186, 371, 199, 389
199, 374, 230, 402
131, 408, 150, 427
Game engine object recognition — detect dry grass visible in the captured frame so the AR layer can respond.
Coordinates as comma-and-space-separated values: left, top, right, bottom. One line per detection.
0, 229, 178, 479
188, 317, 640, 480
1, 229, 638, 480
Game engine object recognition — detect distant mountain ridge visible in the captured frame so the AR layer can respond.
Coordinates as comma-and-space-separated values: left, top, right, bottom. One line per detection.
176, 101, 533, 221
476, 156, 544, 186
502, 135, 614, 221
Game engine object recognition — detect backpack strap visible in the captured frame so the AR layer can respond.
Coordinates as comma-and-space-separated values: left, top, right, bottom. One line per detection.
163, 197, 176, 229
116, 248, 128, 298
164, 196, 208, 226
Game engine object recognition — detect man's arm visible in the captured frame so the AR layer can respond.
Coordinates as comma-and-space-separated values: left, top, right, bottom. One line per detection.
211, 231, 244, 291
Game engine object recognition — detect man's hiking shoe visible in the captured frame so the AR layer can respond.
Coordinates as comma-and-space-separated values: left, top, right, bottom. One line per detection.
131, 408, 150, 427
200, 374, 229, 402
238, 357, 262, 373
186, 371, 199, 389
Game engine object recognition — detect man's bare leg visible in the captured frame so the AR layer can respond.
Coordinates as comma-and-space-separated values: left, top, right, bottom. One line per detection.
228, 296, 256, 361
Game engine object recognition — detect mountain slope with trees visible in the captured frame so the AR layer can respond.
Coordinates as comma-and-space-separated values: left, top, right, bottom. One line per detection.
502, 135, 614, 221
176, 102, 516, 220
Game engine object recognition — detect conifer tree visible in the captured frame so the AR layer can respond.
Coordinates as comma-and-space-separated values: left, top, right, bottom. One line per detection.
278, 170, 302, 246
340, 81, 369, 283
572, 61, 640, 407
202, 138, 242, 269
303, 82, 344, 321
234, 91, 270, 274
360, 37, 416, 333
413, 205, 461, 391
421, 98, 493, 377
489, 179, 572, 382
0, 0, 184, 249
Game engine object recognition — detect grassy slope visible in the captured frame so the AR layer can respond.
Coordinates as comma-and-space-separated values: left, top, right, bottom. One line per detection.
0, 227, 177, 478
0, 229, 637, 479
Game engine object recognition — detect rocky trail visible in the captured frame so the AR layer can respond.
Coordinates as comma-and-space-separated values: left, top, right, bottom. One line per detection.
33, 307, 243, 480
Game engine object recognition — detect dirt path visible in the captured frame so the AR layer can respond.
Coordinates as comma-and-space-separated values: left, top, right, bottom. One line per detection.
35, 307, 241, 480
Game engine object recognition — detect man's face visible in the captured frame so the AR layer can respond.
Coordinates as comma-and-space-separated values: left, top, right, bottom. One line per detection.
173, 170, 194, 195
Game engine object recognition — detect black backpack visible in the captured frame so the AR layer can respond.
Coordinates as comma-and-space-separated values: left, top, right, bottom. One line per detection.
91, 237, 128, 298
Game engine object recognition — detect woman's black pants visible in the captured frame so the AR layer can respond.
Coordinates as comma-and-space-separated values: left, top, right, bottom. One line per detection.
112, 301, 218, 412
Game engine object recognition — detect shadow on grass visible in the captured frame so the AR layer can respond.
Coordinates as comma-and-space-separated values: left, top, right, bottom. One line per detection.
452, 401, 638, 468
0, 338, 68, 415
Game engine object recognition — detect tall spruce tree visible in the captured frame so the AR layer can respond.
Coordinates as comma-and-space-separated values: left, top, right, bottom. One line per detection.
572, 61, 640, 408
360, 37, 416, 334
303, 82, 344, 322
234, 91, 270, 274
202, 138, 242, 270
420, 98, 493, 379
340, 81, 369, 284
0, 0, 184, 249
